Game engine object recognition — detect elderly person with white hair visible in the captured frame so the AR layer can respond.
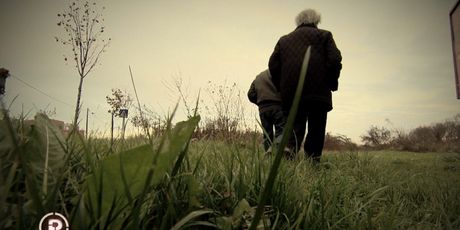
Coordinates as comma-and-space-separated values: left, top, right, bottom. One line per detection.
269, 9, 342, 163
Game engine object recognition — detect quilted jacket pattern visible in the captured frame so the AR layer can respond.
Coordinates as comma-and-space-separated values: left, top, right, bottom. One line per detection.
269, 24, 342, 111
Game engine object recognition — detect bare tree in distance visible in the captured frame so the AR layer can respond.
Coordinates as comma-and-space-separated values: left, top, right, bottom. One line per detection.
361, 125, 392, 149
131, 104, 163, 136
56, 0, 110, 129
163, 74, 195, 119
106, 89, 133, 116
106, 88, 132, 145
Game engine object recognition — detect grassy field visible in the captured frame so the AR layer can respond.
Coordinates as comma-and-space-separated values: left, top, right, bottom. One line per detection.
188, 141, 460, 229
1, 114, 460, 229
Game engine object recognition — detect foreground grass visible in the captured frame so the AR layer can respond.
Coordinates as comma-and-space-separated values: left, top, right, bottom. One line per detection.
1, 114, 459, 229
187, 140, 460, 229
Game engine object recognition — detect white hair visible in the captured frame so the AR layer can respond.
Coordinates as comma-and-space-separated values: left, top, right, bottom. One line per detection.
295, 9, 321, 26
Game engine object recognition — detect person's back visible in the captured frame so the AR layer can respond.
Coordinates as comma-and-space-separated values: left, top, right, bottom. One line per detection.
248, 70, 282, 112
268, 9, 342, 162
269, 13, 342, 111
248, 70, 285, 152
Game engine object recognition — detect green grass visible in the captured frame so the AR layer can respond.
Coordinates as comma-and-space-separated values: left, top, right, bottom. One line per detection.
1, 113, 460, 229
186, 141, 460, 229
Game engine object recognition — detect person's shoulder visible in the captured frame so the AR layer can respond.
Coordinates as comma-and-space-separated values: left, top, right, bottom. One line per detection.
256, 70, 270, 80
318, 28, 333, 37
279, 33, 291, 42
278, 29, 300, 44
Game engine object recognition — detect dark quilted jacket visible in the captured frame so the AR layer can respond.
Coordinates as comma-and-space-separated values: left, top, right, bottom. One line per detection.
269, 24, 342, 111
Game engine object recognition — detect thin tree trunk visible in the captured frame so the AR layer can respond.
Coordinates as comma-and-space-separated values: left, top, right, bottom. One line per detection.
111, 112, 114, 152
86, 107, 89, 139
73, 76, 84, 131
122, 116, 126, 141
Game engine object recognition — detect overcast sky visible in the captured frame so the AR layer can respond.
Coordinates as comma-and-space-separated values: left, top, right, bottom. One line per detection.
1, 0, 459, 142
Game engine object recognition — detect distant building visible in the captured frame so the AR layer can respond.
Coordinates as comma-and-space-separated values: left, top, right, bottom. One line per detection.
24, 118, 85, 137
50, 119, 65, 131
53, 119, 86, 136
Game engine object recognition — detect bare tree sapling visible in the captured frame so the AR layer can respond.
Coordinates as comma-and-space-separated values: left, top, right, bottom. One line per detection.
56, 0, 110, 129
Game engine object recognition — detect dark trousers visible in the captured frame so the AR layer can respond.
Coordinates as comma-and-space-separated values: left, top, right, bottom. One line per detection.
260, 108, 286, 151
288, 109, 328, 162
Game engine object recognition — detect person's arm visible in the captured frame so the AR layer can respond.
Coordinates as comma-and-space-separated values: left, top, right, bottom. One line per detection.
325, 32, 342, 91
269, 41, 282, 90
247, 81, 257, 104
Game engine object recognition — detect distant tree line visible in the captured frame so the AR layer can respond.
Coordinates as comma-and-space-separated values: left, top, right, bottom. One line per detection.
360, 114, 460, 153
104, 80, 460, 154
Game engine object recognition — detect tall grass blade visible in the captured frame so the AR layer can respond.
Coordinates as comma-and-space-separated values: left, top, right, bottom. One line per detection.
331, 185, 389, 228
129, 65, 151, 140
130, 105, 179, 227
193, 89, 201, 117
171, 210, 215, 230
119, 153, 133, 204
97, 164, 104, 229
0, 104, 21, 222
0, 98, 20, 147
192, 145, 208, 175
42, 126, 49, 196
250, 46, 311, 230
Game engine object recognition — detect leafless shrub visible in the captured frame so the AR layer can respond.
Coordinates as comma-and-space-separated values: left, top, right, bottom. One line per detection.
389, 128, 413, 151
324, 132, 358, 151
198, 81, 249, 142
165, 76, 252, 142
366, 114, 460, 153
130, 105, 166, 137
361, 125, 392, 149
